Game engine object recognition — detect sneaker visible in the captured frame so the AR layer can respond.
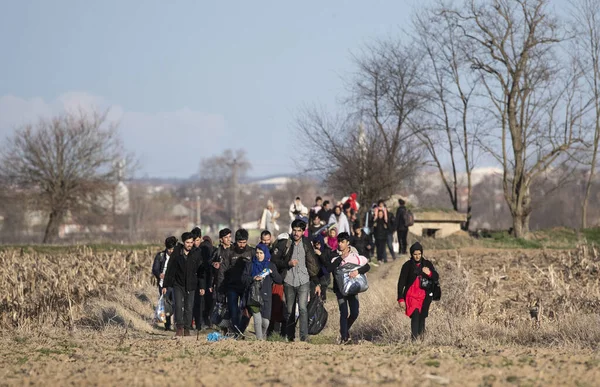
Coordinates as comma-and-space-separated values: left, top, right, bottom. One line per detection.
338, 336, 352, 345
370, 261, 379, 267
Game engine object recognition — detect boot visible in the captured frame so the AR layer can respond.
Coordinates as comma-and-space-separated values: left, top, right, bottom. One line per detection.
184, 328, 191, 336
173, 326, 184, 339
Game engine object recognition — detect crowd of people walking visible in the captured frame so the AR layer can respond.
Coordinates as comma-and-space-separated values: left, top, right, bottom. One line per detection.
152, 194, 439, 343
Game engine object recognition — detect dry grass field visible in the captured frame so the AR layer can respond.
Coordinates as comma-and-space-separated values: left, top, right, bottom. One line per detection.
1, 239, 600, 386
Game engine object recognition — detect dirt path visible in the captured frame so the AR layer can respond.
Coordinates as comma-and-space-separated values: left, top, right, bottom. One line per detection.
2, 332, 598, 386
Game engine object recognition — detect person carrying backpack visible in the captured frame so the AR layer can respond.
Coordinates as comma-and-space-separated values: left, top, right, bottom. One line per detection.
397, 242, 439, 340
271, 219, 321, 342
395, 199, 412, 255
327, 232, 371, 344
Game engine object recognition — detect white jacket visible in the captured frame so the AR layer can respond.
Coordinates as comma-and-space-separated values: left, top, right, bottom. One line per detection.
328, 212, 350, 234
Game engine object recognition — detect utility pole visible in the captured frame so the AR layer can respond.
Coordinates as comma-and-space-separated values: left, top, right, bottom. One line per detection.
196, 195, 201, 227
230, 158, 239, 228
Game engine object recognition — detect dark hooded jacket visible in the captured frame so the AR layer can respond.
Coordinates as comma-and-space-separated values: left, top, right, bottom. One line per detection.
397, 242, 439, 317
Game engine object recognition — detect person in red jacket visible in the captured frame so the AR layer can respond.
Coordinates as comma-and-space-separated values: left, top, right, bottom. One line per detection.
397, 242, 439, 340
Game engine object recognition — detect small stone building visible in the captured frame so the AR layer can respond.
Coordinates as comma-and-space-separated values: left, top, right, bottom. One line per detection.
410, 211, 467, 238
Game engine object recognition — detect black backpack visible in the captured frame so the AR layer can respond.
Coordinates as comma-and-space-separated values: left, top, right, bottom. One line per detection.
307, 296, 328, 335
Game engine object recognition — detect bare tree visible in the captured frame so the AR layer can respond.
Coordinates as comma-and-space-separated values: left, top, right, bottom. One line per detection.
199, 149, 251, 228
0, 110, 127, 243
442, 0, 587, 238
412, 8, 482, 229
297, 41, 426, 212
572, 0, 600, 229
297, 108, 422, 213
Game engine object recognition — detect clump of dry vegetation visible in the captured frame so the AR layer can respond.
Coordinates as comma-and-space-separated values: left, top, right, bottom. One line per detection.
0, 246, 156, 330
335, 244, 600, 348
2, 242, 600, 351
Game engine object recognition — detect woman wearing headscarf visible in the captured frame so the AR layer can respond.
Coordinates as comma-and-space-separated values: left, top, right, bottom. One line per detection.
242, 243, 282, 340
397, 242, 439, 340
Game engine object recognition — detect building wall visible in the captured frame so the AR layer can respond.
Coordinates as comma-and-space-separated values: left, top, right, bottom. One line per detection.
410, 222, 463, 238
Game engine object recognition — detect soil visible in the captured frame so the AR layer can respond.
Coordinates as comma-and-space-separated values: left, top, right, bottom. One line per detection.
1, 332, 598, 386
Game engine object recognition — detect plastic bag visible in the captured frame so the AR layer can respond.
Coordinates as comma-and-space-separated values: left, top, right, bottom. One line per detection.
307, 296, 328, 335
155, 295, 166, 323
247, 281, 263, 308
334, 262, 369, 297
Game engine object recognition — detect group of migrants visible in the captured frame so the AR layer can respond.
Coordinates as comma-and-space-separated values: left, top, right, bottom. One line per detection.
152, 195, 440, 343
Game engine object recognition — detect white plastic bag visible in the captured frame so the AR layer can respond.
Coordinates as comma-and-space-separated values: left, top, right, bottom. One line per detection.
155, 295, 166, 323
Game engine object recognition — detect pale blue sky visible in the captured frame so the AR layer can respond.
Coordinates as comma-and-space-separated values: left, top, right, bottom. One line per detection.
0, 0, 425, 178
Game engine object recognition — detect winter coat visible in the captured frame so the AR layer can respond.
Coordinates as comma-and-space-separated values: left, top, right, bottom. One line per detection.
328, 212, 351, 235
220, 244, 254, 294
211, 245, 234, 294
373, 218, 388, 240
313, 244, 334, 276
242, 261, 282, 318
318, 208, 333, 225
395, 206, 408, 231
387, 212, 396, 235
163, 245, 205, 292
350, 232, 372, 258
151, 250, 168, 281
198, 240, 214, 290
397, 258, 439, 318
271, 237, 320, 285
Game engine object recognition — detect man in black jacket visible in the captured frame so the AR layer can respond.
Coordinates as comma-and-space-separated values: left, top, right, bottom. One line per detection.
219, 228, 253, 336
163, 232, 206, 338
350, 224, 372, 260
151, 236, 177, 331
272, 219, 321, 342
152, 236, 178, 296
395, 199, 409, 255
317, 201, 332, 226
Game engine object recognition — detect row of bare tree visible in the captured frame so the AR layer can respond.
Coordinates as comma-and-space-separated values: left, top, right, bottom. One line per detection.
298, 0, 600, 238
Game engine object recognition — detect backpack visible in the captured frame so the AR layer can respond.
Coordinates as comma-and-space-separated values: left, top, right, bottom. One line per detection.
307, 296, 328, 335
404, 209, 414, 227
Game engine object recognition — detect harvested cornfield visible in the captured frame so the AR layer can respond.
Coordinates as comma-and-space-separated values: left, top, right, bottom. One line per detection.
2, 244, 600, 386
0, 246, 156, 329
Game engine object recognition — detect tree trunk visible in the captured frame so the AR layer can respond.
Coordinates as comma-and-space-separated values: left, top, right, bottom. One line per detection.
43, 209, 63, 244
512, 213, 524, 239
464, 170, 473, 231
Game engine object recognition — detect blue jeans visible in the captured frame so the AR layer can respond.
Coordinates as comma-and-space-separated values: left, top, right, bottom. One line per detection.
284, 282, 310, 341
227, 290, 245, 334
337, 293, 359, 341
